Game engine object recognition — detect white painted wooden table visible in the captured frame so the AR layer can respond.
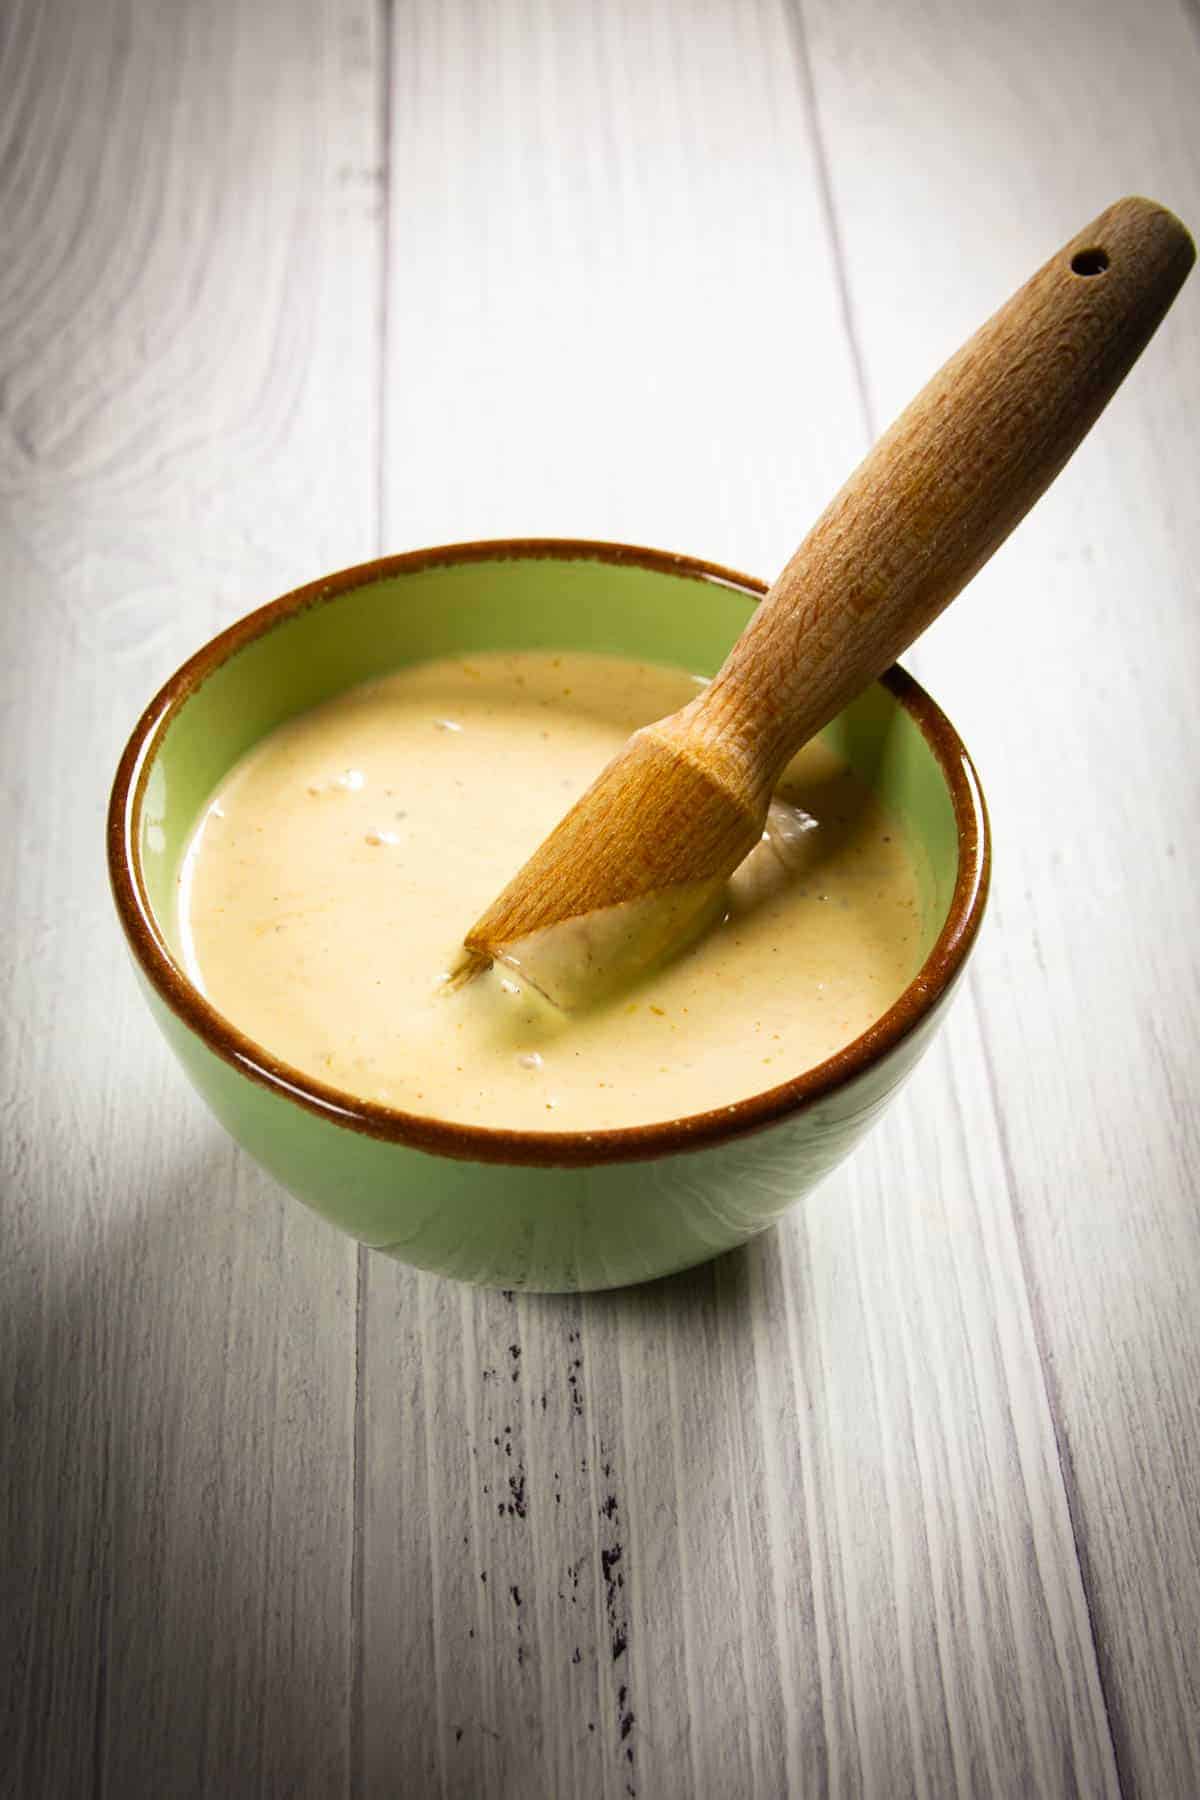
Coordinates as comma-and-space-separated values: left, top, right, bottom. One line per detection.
3, 2, 1198, 1794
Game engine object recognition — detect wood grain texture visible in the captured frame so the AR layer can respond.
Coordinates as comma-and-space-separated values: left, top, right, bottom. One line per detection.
803, 0, 1200, 1788
379, 0, 870, 569
3, 0, 1197, 1795
0, 0, 379, 1793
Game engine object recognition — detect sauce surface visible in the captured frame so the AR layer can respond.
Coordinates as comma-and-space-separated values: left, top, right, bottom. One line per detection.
178, 651, 923, 1131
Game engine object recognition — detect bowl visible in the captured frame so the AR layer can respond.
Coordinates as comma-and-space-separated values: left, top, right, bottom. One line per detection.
107, 540, 989, 1292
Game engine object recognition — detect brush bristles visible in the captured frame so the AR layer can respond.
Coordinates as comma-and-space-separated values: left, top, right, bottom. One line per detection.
463, 726, 764, 962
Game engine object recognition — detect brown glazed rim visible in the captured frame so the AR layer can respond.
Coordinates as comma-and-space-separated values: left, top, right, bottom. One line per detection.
107, 538, 990, 1168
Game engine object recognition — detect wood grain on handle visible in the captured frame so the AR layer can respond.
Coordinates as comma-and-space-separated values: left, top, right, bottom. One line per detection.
460, 195, 1193, 1001
697, 197, 1195, 783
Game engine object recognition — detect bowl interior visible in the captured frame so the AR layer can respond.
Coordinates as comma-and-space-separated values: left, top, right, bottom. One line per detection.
133, 548, 965, 998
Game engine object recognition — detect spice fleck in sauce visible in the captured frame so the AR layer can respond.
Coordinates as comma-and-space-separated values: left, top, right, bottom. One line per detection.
177, 652, 923, 1131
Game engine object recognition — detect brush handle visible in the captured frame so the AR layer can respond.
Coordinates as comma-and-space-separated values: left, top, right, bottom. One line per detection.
696, 196, 1194, 788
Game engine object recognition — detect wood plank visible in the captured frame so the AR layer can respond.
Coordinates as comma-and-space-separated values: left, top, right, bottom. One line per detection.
365, 1, 1119, 1792
379, 0, 868, 570
803, 0, 1200, 1789
0, 0, 379, 1792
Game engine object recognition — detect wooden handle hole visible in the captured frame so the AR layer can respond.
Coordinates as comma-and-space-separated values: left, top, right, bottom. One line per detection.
1070, 246, 1110, 276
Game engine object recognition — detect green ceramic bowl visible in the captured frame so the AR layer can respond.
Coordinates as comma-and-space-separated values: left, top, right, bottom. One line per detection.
108, 541, 989, 1292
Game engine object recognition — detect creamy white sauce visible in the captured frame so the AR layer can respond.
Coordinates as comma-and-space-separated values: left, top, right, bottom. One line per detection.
177, 651, 923, 1131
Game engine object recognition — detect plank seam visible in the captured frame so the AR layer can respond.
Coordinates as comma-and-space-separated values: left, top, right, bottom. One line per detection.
780, 0, 875, 447
350, 1245, 368, 1797
90, 1425, 111, 1800
970, 969, 1130, 1800
376, 0, 395, 555
353, 0, 393, 1781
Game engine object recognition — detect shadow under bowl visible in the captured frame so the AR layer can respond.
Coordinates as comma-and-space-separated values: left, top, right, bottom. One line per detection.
107, 540, 990, 1292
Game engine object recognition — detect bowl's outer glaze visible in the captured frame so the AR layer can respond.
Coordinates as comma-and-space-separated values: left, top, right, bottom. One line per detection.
139, 968, 959, 1290
111, 544, 989, 1292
